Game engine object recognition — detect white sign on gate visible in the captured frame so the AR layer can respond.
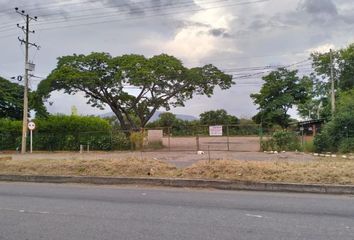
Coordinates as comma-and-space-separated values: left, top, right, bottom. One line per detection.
209, 125, 223, 136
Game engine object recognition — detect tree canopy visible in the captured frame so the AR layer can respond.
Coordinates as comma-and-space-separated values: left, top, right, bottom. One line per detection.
251, 68, 311, 129
37, 52, 234, 130
306, 44, 354, 120
199, 109, 239, 125
0, 76, 24, 119
0, 76, 48, 120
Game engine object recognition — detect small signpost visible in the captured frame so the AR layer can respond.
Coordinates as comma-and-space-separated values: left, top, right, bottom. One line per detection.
209, 125, 223, 136
28, 122, 35, 153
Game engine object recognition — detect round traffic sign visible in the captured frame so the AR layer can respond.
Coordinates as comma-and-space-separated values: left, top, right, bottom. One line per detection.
28, 122, 36, 130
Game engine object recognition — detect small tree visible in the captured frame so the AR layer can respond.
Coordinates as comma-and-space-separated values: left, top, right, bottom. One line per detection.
251, 68, 310, 129
157, 112, 178, 127
199, 109, 239, 125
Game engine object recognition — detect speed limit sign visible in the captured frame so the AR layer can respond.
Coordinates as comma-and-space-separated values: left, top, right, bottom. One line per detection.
28, 122, 36, 130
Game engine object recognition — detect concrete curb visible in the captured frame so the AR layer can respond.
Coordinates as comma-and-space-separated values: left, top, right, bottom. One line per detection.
0, 175, 353, 194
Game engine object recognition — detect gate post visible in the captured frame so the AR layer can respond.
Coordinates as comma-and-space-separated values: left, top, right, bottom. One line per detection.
196, 135, 200, 151
226, 125, 230, 151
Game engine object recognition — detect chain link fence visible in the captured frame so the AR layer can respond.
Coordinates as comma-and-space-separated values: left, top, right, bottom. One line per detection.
0, 124, 266, 152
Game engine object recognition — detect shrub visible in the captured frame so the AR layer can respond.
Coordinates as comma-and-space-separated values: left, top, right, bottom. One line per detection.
261, 130, 300, 151
338, 138, 354, 154
111, 131, 131, 150
302, 140, 315, 153
130, 131, 145, 150
314, 90, 354, 153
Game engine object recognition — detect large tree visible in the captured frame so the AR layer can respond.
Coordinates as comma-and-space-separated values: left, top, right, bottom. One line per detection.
37, 53, 233, 130
305, 44, 354, 120
251, 68, 310, 129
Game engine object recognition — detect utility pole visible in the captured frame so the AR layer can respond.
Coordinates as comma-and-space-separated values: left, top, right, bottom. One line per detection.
15, 8, 39, 154
330, 49, 336, 117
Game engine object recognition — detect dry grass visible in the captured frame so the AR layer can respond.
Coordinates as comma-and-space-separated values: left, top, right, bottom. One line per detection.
0, 157, 177, 178
0, 157, 354, 185
181, 159, 354, 185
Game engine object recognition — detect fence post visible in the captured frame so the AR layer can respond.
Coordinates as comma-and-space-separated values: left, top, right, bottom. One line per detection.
259, 124, 263, 151
226, 125, 230, 151
110, 130, 113, 151
168, 127, 171, 152
208, 145, 211, 163
196, 134, 200, 151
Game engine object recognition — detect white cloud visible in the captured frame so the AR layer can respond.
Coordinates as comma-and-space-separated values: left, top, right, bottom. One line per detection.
140, 2, 238, 66
307, 43, 335, 53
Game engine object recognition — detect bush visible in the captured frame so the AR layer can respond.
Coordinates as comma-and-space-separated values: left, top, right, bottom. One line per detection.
314, 90, 354, 153
261, 130, 300, 151
339, 138, 354, 154
0, 115, 133, 151
0, 119, 22, 150
111, 131, 131, 150
302, 140, 315, 153
130, 131, 145, 150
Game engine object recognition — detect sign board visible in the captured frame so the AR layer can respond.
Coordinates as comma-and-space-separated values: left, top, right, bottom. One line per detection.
28, 122, 36, 130
209, 125, 223, 136
300, 127, 304, 131
26, 62, 35, 71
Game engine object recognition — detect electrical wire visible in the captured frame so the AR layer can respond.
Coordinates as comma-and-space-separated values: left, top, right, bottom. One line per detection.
0, 0, 268, 37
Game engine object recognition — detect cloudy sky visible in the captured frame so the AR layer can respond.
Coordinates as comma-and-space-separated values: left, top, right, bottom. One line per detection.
0, 0, 353, 119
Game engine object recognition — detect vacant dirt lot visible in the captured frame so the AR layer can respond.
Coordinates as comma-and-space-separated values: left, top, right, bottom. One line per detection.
162, 136, 261, 152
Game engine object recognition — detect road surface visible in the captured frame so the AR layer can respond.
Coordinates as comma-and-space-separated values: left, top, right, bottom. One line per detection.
0, 182, 353, 240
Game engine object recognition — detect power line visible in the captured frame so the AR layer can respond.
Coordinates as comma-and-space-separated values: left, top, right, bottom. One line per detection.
0, 0, 269, 37
0, 0, 258, 30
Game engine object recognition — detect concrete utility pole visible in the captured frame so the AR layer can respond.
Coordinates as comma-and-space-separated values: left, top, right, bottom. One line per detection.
15, 8, 39, 154
330, 49, 336, 117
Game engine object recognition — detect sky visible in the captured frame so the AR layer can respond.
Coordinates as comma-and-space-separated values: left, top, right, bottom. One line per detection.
0, 0, 353, 119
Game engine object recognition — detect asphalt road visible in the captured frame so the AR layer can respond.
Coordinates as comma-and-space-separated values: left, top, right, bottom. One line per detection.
0, 183, 353, 240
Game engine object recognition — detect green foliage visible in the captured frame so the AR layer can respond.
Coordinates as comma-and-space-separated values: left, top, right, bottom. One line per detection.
0, 115, 131, 151
251, 68, 310, 128
199, 109, 239, 126
157, 112, 178, 127
309, 44, 354, 121
338, 138, 354, 154
130, 131, 145, 150
37, 53, 233, 130
302, 140, 315, 153
0, 118, 22, 150
0, 76, 48, 120
314, 90, 354, 153
0, 77, 24, 120
261, 130, 300, 151
111, 131, 131, 150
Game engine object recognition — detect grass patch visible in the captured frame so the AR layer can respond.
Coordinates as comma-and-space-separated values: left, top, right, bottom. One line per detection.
0, 157, 354, 185
0, 158, 176, 178
181, 159, 354, 185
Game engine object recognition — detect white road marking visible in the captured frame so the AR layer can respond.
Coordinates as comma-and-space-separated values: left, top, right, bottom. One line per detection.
245, 214, 263, 218
0, 208, 49, 215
